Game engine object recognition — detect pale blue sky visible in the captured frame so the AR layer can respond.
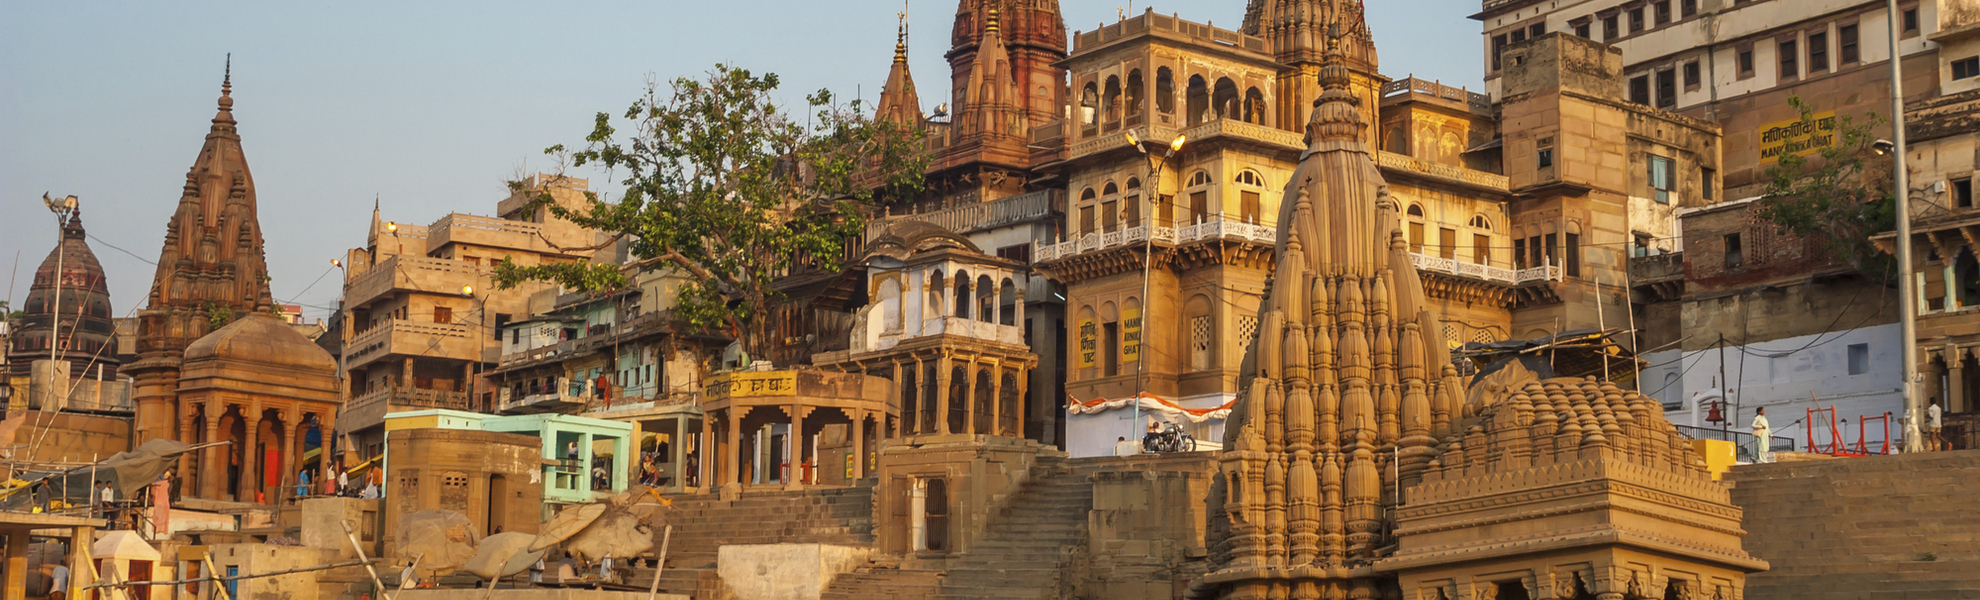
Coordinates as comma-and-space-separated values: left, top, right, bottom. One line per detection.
1, 0, 1483, 323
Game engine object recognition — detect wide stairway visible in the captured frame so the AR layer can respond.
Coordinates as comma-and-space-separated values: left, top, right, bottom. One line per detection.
622, 485, 876, 598
1728, 450, 1980, 600
821, 455, 1095, 600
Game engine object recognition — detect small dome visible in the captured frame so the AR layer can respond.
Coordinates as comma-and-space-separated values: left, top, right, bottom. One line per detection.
184, 312, 336, 373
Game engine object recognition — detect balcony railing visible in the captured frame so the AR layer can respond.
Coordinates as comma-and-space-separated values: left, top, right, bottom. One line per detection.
345, 319, 477, 368
1034, 218, 1278, 262
1374, 151, 1509, 191
347, 386, 474, 416
863, 190, 1059, 242
1407, 252, 1561, 285
343, 254, 486, 308
496, 377, 593, 414
1178, 118, 1305, 151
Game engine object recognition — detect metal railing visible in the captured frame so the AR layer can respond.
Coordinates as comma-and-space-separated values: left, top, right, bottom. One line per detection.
1674, 425, 1797, 463
864, 189, 1059, 242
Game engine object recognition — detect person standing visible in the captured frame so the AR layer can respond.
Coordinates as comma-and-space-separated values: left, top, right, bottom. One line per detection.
32, 479, 51, 513
50, 561, 70, 600
1751, 407, 1773, 464
1927, 398, 1945, 452
296, 469, 312, 499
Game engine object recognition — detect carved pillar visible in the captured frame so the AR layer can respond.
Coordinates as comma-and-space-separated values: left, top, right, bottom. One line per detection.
788, 404, 805, 489
852, 408, 866, 480
726, 408, 742, 488
1952, 346, 1969, 414
1016, 366, 1030, 440
240, 404, 262, 502
319, 413, 337, 489
177, 414, 196, 493
935, 353, 952, 435
964, 358, 979, 435
201, 404, 222, 500
282, 411, 301, 501
989, 364, 1004, 437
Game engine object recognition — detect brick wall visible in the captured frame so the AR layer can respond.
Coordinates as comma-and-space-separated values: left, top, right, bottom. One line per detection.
1727, 450, 1980, 600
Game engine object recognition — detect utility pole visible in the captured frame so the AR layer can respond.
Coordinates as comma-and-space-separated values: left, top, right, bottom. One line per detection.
41, 194, 78, 409
1127, 129, 1185, 446
1886, 0, 1924, 453
1718, 334, 1729, 441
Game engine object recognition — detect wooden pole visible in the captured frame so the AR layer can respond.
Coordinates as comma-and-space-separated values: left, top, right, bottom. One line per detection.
397, 553, 423, 592
646, 525, 673, 600
82, 558, 379, 589
201, 556, 232, 600
341, 520, 392, 600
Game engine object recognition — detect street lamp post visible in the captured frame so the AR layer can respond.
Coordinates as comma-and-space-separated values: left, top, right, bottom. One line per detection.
462, 285, 487, 412
1125, 130, 1185, 448
1884, 0, 1923, 452
40, 194, 78, 409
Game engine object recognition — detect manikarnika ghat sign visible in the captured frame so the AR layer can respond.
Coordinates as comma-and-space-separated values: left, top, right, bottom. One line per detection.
1759, 110, 1837, 163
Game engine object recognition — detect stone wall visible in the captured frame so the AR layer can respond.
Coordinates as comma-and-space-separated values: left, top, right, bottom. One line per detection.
383, 429, 545, 558
1727, 450, 1980, 600
1066, 453, 1219, 600
1, 410, 131, 464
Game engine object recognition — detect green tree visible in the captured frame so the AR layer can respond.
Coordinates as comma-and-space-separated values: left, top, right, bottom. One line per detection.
494, 65, 925, 359
1756, 96, 1897, 277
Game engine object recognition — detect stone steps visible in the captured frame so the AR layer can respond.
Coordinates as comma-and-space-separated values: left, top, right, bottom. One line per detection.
611, 485, 876, 599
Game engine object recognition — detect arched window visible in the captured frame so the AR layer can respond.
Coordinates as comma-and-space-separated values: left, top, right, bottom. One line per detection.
999, 278, 1018, 326
976, 274, 995, 323
926, 270, 946, 320
1407, 204, 1425, 217
1234, 170, 1265, 225
1185, 170, 1212, 225
1188, 171, 1213, 186
1185, 75, 1209, 125
1470, 215, 1491, 230
1080, 82, 1100, 128
1235, 170, 1265, 186
1103, 181, 1120, 196
1187, 295, 1213, 371
1123, 177, 1142, 227
1405, 205, 1426, 253
1101, 301, 1121, 377
1156, 67, 1176, 114
953, 271, 972, 319
1079, 188, 1098, 234
879, 278, 903, 332
1243, 87, 1266, 125
1125, 70, 1144, 117
1212, 78, 1240, 120
1101, 181, 1120, 232
1103, 75, 1123, 123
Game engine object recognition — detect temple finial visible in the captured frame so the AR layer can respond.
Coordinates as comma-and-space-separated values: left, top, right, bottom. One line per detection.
895, 16, 908, 63
986, 7, 1000, 36
218, 53, 235, 113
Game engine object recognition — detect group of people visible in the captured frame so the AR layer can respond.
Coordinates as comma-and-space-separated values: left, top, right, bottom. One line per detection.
1746, 398, 1953, 464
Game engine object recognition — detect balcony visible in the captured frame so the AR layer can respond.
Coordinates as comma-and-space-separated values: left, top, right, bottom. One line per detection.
1178, 119, 1305, 152
345, 319, 479, 370
1380, 77, 1493, 114
1374, 151, 1510, 193
342, 386, 475, 431
497, 377, 594, 415
1034, 218, 1276, 263
864, 189, 1060, 242
343, 255, 486, 308
1407, 252, 1560, 285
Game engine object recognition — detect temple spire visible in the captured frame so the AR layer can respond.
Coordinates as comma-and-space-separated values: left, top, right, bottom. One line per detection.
876, 14, 925, 127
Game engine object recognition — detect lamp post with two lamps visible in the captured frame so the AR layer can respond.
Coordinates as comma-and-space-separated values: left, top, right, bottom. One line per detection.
461, 285, 488, 412
1123, 130, 1185, 447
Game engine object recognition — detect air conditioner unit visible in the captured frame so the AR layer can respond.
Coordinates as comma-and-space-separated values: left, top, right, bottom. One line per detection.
1932, 180, 1948, 194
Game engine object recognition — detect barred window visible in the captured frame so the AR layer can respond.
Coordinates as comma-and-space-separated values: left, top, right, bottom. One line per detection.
1237, 315, 1260, 356
1191, 316, 1213, 371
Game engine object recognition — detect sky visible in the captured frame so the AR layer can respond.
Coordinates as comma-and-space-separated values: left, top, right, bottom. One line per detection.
1, 0, 1484, 324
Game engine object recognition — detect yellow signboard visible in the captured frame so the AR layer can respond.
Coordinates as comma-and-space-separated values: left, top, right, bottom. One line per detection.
706, 371, 798, 399
1122, 307, 1142, 363
1076, 318, 1098, 369
1759, 110, 1837, 163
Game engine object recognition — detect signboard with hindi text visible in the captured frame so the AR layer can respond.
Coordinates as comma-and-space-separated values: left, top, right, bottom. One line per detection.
1077, 318, 1097, 369
1759, 111, 1837, 163
705, 370, 798, 399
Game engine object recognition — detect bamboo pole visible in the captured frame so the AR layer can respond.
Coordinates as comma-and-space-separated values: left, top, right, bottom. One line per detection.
647, 525, 673, 600
342, 520, 393, 600
82, 558, 379, 590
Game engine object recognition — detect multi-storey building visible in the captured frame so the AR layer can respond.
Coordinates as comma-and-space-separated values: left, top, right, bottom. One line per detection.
334, 175, 604, 463
1020, 4, 1713, 456
1478, 0, 1979, 442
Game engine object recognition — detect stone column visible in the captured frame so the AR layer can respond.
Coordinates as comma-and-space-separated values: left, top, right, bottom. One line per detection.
177, 414, 196, 492
671, 415, 687, 491
964, 359, 978, 435
727, 408, 742, 489
67, 525, 93, 600
1016, 367, 1030, 440
4, 528, 27, 600
699, 415, 713, 493
1949, 346, 1967, 415
989, 364, 1004, 437
241, 405, 262, 502
319, 414, 338, 490
889, 360, 903, 437
788, 405, 806, 490
201, 405, 223, 500
911, 357, 925, 436
935, 354, 952, 435
284, 414, 304, 501
852, 408, 866, 480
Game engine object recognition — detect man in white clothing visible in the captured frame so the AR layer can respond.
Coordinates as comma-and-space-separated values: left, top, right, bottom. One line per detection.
1751, 407, 1773, 464
1927, 398, 1945, 452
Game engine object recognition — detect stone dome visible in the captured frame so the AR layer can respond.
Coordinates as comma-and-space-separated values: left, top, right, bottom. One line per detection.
8, 210, 119, 378
184, 312, 336, 373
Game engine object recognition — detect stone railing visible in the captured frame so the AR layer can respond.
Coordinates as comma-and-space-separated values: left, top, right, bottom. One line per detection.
1069, 129, 1147, 159
1073, 11, 1266, 54
427, 213, 545, 250
348, 386, 474, 416
346, 319, 476, 367
1408, 252, 1561, 285
1036, 217, 1276, 262
1381, 77, 1493, 112
343, 254, 486, 308
864, 189, 1059, 242
1374, 151, 1510, 191
1180, 118, 1305, 150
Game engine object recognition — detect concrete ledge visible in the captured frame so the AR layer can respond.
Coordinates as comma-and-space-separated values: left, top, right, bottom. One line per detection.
718, 543, 873, 600
399, 590, 688, 600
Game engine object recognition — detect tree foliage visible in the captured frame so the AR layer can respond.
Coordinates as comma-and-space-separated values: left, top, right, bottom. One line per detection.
1755, 96, 1897, 278
493, 64, 926, 358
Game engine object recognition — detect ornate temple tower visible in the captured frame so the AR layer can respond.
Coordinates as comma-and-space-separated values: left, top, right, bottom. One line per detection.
128, 66, 276, 444
948, 0, 1064, 134
1200, 41, 1462, 600
1243, 0, 1384, 146
876, 23, 925, 128
7, 210, 120, 380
